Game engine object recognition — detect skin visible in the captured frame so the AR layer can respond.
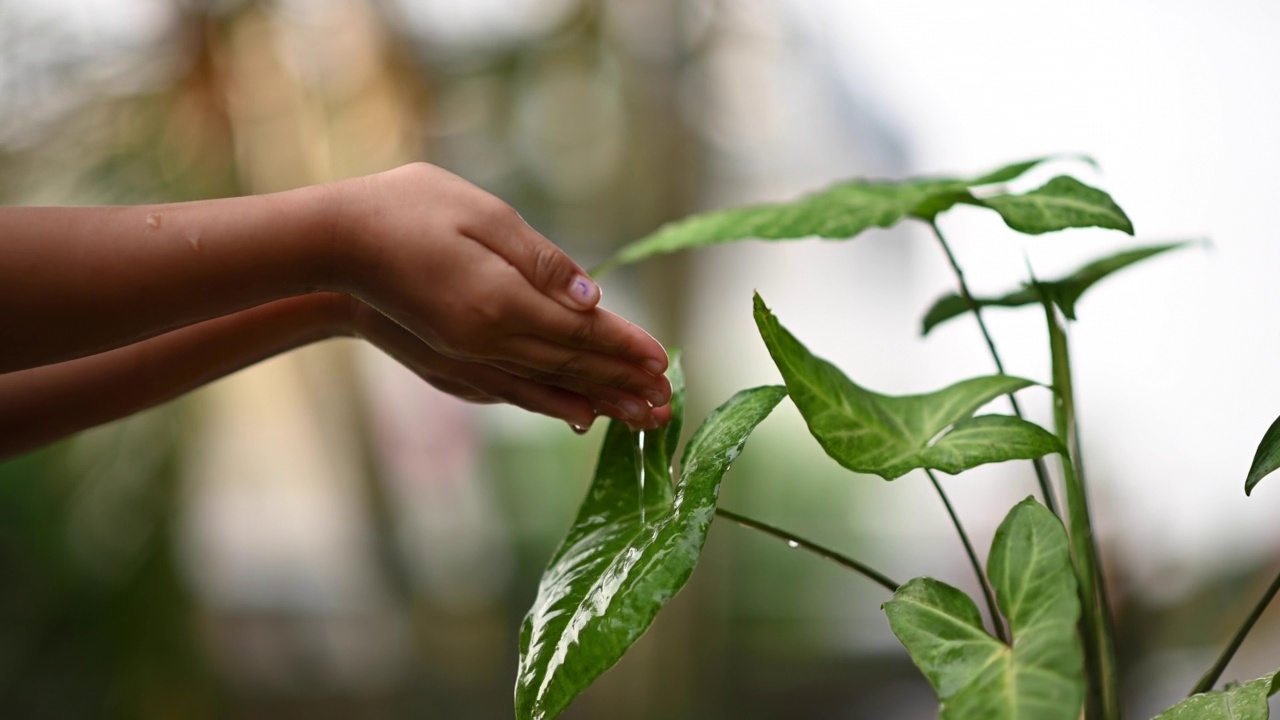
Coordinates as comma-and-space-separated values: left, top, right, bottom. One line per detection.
0, 163, 672, 459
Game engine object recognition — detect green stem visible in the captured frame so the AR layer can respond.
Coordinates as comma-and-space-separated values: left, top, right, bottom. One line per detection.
926, 469, 1009, 644
928, 221, 1061, 520
715, 507, 899, 593
1043, 296, 1120, 720
1191, 564, 1280, 695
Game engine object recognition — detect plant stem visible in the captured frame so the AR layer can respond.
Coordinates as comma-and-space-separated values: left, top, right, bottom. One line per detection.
1191, 564, 1280, 695
1043, 297, 1121, 720
928, 221, 1061, 519
715, 507, 899, 593
926, 469, 1009, 644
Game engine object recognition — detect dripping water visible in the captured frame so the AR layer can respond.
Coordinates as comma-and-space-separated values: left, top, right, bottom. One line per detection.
638, 431, 646, 524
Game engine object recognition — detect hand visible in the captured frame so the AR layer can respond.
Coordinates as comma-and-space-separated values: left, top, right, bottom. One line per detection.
345, 296, 670, 432
333, 163, 671, 429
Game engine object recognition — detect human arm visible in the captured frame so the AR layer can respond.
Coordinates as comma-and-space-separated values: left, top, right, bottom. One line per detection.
0, 292, 662, 460
0, 163, 671, 426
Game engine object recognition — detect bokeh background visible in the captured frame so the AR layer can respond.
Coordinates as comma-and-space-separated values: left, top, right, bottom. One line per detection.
4, 0, 1280, 717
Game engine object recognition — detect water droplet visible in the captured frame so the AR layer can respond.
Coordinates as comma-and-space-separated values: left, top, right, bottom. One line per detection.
570, 423, 589, 435
787, 540, 799, 549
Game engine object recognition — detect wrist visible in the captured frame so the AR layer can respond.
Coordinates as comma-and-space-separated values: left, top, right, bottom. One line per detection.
323, 172, 383, 299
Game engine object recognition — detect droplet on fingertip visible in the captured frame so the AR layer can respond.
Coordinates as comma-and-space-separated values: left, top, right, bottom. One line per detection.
570, 423, 590, 435
569, 274, 600, 306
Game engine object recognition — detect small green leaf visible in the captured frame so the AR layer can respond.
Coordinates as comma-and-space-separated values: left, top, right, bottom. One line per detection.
885, 498, 1084, 720
593, 178, 964, 275
916, 415, 1065, 475
976, 175, 1134, 235
753, 294, 1062, 480
1245, 414, 1280, 495
515, 369, 786, 720
921, 242, 1192, 335
969, 154, 1096, 186
1153, 671, 1280, 719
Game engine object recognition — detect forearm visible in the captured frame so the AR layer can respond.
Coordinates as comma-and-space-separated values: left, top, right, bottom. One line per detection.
0, 293, 348, 459
0, 183, 341, 373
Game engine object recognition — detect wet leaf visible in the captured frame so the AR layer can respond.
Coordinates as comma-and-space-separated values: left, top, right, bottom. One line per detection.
884, 498, 1084, 720
976, 175, 1134, 236
1153, 671, 1280, 719
593, 157, 1080, 274
753, 293, 1061, 480
1245, 414, 1280, 496
515, 365, 786, 720
921, 242, 1192, 335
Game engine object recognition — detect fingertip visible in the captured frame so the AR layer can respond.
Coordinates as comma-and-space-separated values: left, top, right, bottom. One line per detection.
568, 274, 601, 309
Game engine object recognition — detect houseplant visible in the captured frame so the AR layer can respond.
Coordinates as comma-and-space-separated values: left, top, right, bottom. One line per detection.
512, 157, 1280, 719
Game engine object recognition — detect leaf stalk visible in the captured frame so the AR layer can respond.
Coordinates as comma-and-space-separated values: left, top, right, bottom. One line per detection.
925, 469, 1009, 644
1191, 563, 1280, 695
927, 221, 1062, 519
714, 507, 899, 593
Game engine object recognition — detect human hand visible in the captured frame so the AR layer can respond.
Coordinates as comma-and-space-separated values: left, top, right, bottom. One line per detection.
331, 163, 671, 430
343, 296, 669, 432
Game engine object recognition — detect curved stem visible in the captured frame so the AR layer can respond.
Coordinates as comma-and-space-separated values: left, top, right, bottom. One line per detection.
1191, 564, 1280, 695
714, 507, 899, 593
928, 220, 1061, 519
926, 469, 1008, 644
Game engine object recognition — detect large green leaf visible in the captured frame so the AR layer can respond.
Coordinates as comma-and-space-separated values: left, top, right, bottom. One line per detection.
976, 175, 1134, 236
884, 498, 1084, 720
753, 293, 1063, 480
1153, 671, 1280, 720
515, 372, 786, 720
593, 157, 1086, 274
1245, 414, 1280, 495
921, 242, 1192, 335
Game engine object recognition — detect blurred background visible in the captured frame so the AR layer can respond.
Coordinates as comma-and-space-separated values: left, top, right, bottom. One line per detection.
3, 0, 1280, 717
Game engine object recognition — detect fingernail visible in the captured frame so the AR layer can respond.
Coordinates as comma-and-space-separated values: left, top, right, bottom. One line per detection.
569, 275, 599, 306
643, 358, 665, 375
619, 399, 644, 421
644, 389, 667, 407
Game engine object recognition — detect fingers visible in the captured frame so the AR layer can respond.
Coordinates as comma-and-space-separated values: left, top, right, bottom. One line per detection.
358, 301, 601, 427
461, 197, 602, 312
509, 336, 670, 403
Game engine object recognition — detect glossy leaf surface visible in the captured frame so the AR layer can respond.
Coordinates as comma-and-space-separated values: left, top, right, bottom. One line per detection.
754, 293, 1062, 480
1154, 671, 1280, 720
594, 157, 1078, 274
885, 498, 1084, 720
515, 370, 786, 720
976, 175, 1134, 236
1245, 414, 1280, 495
921, 242, 1191, 335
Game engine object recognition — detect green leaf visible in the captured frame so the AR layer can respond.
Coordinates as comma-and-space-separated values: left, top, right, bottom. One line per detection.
921, 242, 1192, 335
1245, 414, 1280, 495
976, 175, 1134, 236
593, 178, 964, 275
753, 293, 1062, 480
515, 373, 786, 720
917, 415, 1065, 475
1153, 671, 1280, 720
970, 154, 1096, 186
884, 498, 1084, 720
593, 156, 1092, 274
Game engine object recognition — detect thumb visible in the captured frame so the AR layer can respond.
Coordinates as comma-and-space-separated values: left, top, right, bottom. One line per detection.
466, 201, 601, 311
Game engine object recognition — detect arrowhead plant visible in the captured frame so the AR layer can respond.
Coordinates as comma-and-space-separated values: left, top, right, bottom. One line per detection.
516, 158, 1280, 720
